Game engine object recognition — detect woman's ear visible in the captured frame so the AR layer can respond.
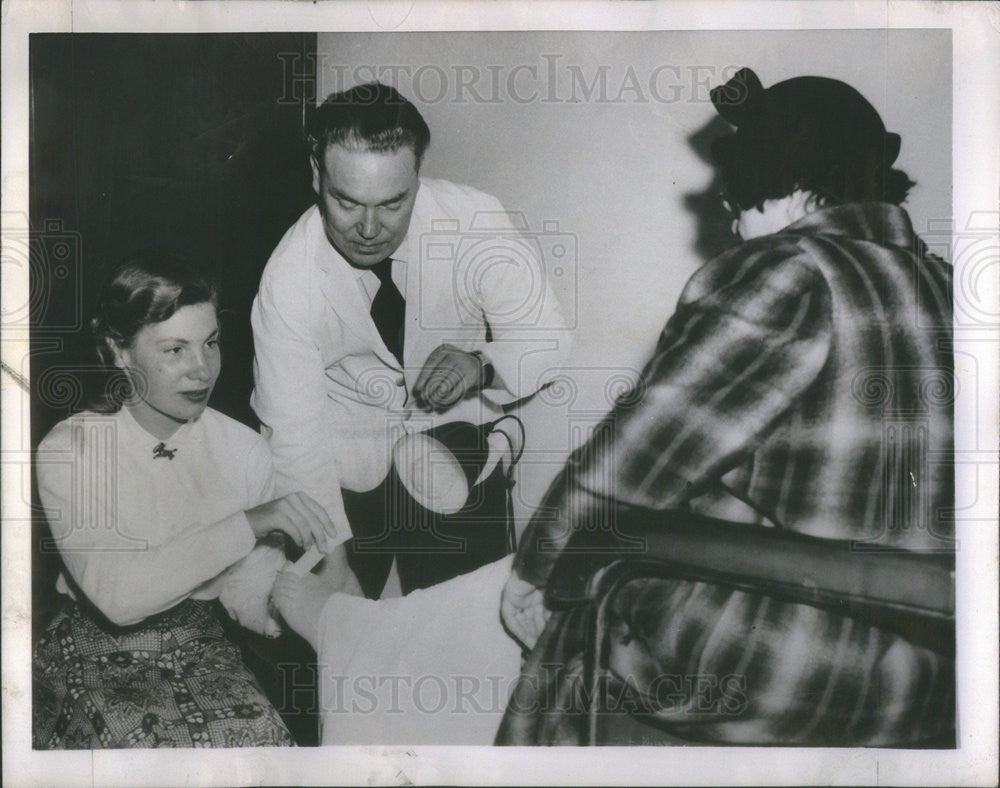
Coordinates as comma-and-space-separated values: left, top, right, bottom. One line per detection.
789, 189, 821, 218
107, 338, 130, 370
310, 154, 321, 196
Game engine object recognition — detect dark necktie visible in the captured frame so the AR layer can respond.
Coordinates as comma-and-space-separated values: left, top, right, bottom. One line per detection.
369, 258, 405, 367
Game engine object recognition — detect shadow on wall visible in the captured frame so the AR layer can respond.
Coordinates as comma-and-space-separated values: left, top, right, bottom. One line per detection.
684, 115, 739, 262
510, 115, 741, 535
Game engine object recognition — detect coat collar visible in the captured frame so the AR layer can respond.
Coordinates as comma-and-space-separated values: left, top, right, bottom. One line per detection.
781, 202, 919, 251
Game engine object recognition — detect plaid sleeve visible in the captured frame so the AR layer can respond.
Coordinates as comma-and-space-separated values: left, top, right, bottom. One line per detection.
515, 243, 832, 588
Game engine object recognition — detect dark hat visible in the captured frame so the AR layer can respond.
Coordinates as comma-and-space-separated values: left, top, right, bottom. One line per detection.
710, 67, 900, 171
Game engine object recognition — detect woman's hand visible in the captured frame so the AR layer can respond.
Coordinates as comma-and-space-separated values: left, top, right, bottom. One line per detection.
500, 569, 550, 651
245, 492, 337, 553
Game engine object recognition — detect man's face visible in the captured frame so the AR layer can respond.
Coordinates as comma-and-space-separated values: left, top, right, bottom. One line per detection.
311, 144, 420, 269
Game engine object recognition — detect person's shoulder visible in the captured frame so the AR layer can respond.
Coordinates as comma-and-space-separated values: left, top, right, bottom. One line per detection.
260, 205, 321, 281
684, 234, 823, 307
198, 408, 263, 448
704, 232, 816, 279
37, 410, 121, 454
197, 409, 272, 473
256, 206, 324, 310
417, 177, 505, 216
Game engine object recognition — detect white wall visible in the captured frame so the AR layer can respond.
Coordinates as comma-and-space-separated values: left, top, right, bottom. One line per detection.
317, 30, 952, 528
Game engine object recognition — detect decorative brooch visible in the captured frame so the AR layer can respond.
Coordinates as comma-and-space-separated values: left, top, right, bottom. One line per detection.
152, 442, 177, 460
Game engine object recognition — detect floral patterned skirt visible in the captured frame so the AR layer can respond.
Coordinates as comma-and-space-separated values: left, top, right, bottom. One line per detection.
33, 597, 293, 749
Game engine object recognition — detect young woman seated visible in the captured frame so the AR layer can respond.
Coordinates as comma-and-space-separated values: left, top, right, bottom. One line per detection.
33, 251, 349, 749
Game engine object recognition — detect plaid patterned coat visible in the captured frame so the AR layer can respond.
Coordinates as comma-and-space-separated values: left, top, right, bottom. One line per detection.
504, 203, 954, 745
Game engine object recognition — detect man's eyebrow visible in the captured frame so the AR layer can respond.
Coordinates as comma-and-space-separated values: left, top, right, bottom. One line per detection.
378, 190, 410, 205
331, 188, 410, 206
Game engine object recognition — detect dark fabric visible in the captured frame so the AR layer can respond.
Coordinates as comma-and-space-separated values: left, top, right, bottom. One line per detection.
33, 598, 293, 749
219, 616, 321, 747
497, 581, 955, 747
343, 478, 396, 600
495, 607, 692, 746
345, 464, 514, 598
369, 257, 406, 367
603, 577, 954, 745
709, 69, 900, 167
496, 609, 590, 745
509, 202, 954, 745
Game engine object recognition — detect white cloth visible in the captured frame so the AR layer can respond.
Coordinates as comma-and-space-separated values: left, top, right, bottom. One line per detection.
36, 406, 267, 626
217, 539, 288, 637
251, 178, 572, 532
316, 555, 522, 745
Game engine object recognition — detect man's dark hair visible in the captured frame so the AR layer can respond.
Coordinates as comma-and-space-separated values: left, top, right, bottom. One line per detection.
710, 68, 914, 211
305, 82, 431, 168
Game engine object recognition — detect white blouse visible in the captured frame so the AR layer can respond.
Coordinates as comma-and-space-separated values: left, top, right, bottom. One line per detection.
37, 406, 270, 626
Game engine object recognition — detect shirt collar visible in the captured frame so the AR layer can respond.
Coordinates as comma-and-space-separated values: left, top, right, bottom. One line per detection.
119, 404, 199, 450
351, 256, 407, 285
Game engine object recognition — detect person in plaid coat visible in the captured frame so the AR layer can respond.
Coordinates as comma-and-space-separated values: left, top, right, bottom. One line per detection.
498, 68, 954, 746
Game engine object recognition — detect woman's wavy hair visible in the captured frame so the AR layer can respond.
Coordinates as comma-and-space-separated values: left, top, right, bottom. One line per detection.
88, 249, 219, 412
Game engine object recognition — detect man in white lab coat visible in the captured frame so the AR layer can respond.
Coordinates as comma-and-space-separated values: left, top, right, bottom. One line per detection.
252, 82, 571, 597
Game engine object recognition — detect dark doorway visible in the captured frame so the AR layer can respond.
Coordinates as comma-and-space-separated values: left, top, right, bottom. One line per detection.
29, 33, 318, 434
29, 31, 317, 656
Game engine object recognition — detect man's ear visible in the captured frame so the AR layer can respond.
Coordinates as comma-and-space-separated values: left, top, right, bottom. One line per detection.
310, 154, 321, 195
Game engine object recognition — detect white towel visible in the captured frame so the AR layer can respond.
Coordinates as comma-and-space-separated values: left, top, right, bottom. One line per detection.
316, 555, 523, 745
217, 540, 289, 637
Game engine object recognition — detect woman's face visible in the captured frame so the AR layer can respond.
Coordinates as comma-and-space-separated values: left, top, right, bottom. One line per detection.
114, 301, 221, 439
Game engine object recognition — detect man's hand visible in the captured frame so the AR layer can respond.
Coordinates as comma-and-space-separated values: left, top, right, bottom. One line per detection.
500, 569, 550, 651
413, 344, 490, 412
